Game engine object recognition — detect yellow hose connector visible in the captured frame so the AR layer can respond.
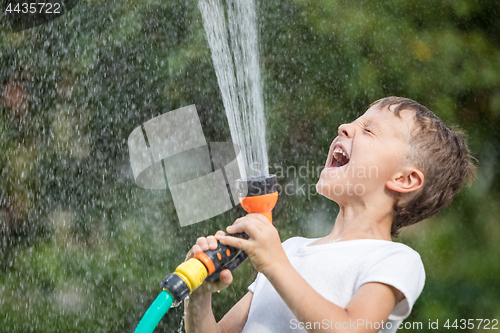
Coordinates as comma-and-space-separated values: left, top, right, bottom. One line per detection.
174, 258, 208, 292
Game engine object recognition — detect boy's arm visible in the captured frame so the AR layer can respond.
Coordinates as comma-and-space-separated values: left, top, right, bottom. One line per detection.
220, 214, 404, 333
185, 291, 253, 333
185, 290, 222, 333
184, 282, 253, 333
219, 291, 253, 332
268, 263, 403, 333
184, 234, 253, 333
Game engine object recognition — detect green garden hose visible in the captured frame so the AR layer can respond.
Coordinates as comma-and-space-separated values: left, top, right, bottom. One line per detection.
134, 290, 174, 333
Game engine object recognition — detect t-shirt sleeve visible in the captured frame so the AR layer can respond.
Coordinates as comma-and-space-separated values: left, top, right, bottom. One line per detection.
355, 247, 426, 321
248, 272, 261, 293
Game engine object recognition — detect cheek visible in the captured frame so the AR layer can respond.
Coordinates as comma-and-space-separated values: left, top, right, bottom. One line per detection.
352, 149, 402, 184
349, 147, 388, 178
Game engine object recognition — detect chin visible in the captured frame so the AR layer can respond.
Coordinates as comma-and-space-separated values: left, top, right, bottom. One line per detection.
316, 174, 341, 202
316, 168, 366, 203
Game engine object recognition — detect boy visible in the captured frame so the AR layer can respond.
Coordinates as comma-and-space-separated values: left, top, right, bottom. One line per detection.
184, 97, 476, 333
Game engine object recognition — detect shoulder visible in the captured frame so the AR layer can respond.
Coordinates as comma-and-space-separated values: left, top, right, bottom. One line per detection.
356, 241, 426, 288
356, 242, 426, 320
360, 241, 426, 287
363, 240, 423, 262
384, 242, 424, 267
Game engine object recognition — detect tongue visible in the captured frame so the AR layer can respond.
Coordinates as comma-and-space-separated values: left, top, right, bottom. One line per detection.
339, 154, 349, 166
330, 154, 349, 167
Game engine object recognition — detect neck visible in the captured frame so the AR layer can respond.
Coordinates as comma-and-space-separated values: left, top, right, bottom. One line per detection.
326, 199, 394, 242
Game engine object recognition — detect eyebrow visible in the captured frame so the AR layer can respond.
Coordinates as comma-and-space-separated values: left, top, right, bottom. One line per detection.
358, 117, 386, 137
357, 117, 373, 128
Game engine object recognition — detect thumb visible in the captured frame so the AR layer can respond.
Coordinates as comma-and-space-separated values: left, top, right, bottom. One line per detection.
219, 269, 233, 286
205, 269, 233, 293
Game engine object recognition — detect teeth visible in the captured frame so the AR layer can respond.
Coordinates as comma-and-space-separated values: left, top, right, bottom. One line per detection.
333, 147, 342, 154
328, 145, 350, 167
333, 147, 347, 158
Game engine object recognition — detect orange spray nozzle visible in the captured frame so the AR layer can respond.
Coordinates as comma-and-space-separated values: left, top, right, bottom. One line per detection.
236, 175, 278, 223
239, 192, 278, 223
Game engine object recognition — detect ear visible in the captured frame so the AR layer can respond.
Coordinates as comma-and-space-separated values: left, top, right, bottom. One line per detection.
386, 168, 424, 193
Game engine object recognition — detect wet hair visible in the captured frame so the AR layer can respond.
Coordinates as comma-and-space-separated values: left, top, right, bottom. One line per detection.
370, 97, 477, 237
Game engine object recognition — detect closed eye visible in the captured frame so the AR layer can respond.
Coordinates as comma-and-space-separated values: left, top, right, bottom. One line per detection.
363, 128, 372, 134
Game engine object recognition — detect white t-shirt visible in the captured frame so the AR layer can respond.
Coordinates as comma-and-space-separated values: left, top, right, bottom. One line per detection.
241, 237, 425, 333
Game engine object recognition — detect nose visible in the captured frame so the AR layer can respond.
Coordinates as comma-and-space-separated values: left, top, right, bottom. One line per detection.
338, 123, 354, 138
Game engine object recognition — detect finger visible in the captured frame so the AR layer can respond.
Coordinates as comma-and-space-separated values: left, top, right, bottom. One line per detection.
226, 220, 247, 234
214, 230, 226, 239
185, 244, 202, 261
219, 234, 249, 251
196, 237, 209, 251
240, 214, 268, 233
192, 244, 202, 254
207, 235, 218, 250
227, 219, 260, 238
188, 244, 202, 258
231, 216, 248, 227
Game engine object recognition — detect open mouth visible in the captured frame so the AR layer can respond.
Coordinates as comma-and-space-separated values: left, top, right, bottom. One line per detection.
329, 145, 350, 168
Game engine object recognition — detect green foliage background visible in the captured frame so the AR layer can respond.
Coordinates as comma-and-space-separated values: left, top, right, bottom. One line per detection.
1, 0, 499, 332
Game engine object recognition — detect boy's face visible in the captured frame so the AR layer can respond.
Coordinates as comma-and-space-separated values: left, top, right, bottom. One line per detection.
316, 104, 415, 204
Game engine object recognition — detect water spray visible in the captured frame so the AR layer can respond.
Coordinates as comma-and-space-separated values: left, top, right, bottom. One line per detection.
133, 175, 278, 333
133, 0, 272, 330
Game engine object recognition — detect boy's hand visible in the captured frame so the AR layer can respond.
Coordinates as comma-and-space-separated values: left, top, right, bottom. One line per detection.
219, 214, 289, 277
185, 231, 233, 296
